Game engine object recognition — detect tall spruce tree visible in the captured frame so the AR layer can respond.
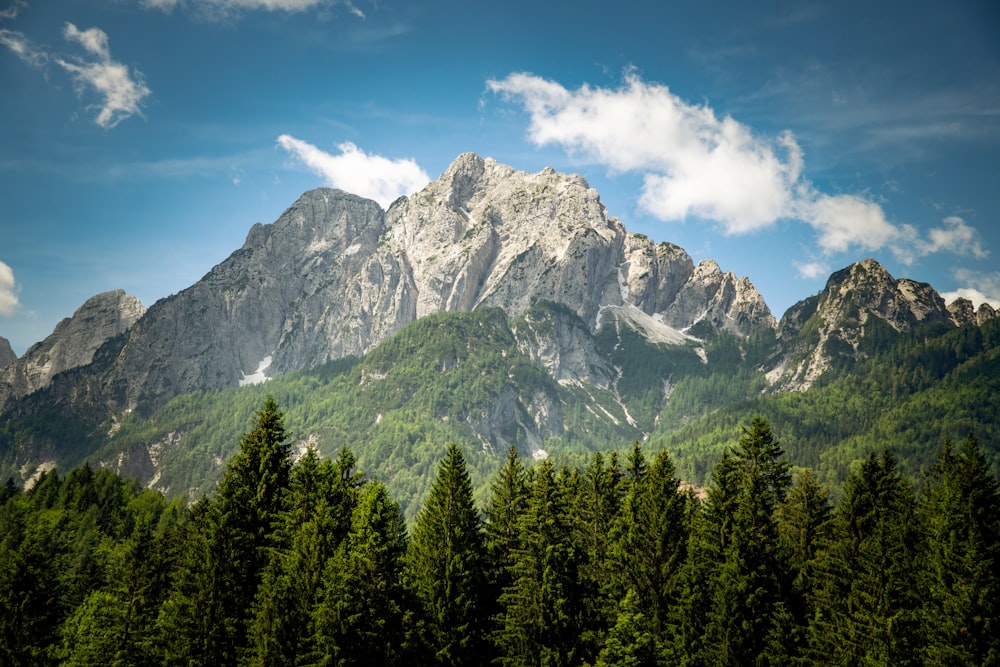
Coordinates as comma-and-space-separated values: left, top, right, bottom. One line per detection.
247, 446, 362, 665
311, 480, 409, 666
807, 450, 923, 666
611, 449, 688, 655
920, 435, 1000, 666
496, 459, 584, 667
157, 396, 292, 665
575, 451, 624, 655
406, 444, 488, 666
675, 417, 793, 667
484, 445, 529, 634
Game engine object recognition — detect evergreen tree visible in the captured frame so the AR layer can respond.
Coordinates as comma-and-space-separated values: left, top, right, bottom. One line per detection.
311, 480, 409, 666
484, 445, 529, 636
406, 444, 488, 666
920, 435, 1000, 666
675, 417, 793, 667
575, 451, 624, 655
611, 448, 688, 655
155, 499, 235, 666
595, 588, 657, 667
157, 395, 293, 665
808, 450, 924, 666
496, 459, 584, 667
248, 446, 362, 665
776, 469, 832, 656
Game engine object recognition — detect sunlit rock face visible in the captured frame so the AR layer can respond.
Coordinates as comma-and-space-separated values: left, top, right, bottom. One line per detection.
0, 289, 144, 407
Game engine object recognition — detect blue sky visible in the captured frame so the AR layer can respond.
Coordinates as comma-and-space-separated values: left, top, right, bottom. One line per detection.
2, 0, 998, 355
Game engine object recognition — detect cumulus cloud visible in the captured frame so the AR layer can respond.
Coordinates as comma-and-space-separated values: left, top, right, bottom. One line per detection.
941, 269, 1000, 309
920, 216, 987, 259
0, 261, 18, 316
488, 71, 802, 234
793, 261, 830, 280
56, 22, 151, 129
277, 135, 429, 208
488, 71, 990, 268
142, 0, 364, 19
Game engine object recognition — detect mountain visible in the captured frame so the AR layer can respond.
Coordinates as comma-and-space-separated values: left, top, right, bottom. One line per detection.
0, 155, 996, 512
0, 289, 145, 406
0, 154, 773, 419
0, 337, 14, 371
768, 258, 957, 391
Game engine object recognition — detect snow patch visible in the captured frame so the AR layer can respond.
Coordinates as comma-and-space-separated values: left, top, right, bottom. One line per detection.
240, 354, 273, 386
532, 448, 549, 461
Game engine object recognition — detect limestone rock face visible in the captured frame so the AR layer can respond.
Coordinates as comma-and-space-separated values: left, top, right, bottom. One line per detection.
948, 297, 977, 326
110, 190, 415, 411
13, 154, 777, 416
0, 290, 144, 406
0, 337, 14, 371
770, 258, 954, 390
386, 153, 775, 341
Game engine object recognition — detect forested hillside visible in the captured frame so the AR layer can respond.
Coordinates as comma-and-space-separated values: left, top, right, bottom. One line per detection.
2, 397, 997, 665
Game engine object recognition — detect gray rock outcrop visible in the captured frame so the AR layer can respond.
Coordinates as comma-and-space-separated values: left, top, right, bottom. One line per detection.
769, 258, 954, 390
85, 153, 777, 414
0, 337, 14, 371
0, 290, 144, 406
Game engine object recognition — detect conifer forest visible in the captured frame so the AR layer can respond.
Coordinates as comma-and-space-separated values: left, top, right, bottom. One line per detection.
1, 396, 997, 666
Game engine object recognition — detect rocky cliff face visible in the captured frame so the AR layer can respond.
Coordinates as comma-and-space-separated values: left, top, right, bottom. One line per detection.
0, 290, 145, 406
0, 337, 14, 371
71, 153, 776, 414
947, 297, 998, 326
769, 258, 956, 390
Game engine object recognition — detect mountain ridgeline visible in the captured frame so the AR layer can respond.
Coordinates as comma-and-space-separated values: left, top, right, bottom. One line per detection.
0, 153, 997, 512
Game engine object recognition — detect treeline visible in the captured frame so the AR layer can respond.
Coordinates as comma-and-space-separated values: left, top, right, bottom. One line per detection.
1, 397, 998, 666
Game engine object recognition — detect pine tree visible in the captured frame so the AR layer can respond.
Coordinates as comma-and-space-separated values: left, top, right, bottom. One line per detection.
575, 451, 624, 656
776, 469, 832, 657
311, 480, 409, 666
595, 588, 657, 667
247, 445, 362, 665
406, 444, 488, 666
496, 459, 584, 667
484, 445, 529, 639
808, 450, 924, 666
612, 448, 688, 654
675, 417, 793, 666
157, 396, 293, 666
920, 435, 1000, 666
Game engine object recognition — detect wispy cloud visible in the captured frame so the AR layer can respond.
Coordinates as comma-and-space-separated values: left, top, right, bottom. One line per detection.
142, 0, 365, 20
941, 268, 1000, 309
489, 71, 991, 268
921, 216, 987, 259
1, 10, 150, 129
55, 22, 151, 129
0, 261, 18, 316
277, 135, 429, 208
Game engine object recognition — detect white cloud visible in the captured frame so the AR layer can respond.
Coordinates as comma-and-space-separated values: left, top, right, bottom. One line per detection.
488, 71, 802, 234
141, 0, 364, 19
55, 23, 151, 129
0, 261, 18, 316
793, 261, 830, 280
920, 216, 988, 260
63, 22, 110, 59
277, 135, 429, 208
489, 71, 992, 268
941, 269, 1000, 309
0, 28, 47, 67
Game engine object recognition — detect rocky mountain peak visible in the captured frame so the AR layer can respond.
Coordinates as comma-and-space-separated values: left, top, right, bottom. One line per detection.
0, 290, 145, 407
0, 337, 15, 371
771, 258, 955, 390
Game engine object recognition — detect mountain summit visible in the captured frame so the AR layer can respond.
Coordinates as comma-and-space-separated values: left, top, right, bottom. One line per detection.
25, 154, 774, 415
